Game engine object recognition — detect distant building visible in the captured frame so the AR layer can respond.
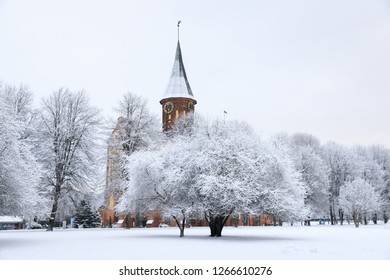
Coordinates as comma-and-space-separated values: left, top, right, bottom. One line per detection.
0, 216, 24, 230
101, 117, 126, 227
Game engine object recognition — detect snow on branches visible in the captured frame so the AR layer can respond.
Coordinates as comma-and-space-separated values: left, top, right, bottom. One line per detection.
0, 84, 47, 218
36, 88, 102, 231
339, 178, 381, 227
118, 118, 308, 237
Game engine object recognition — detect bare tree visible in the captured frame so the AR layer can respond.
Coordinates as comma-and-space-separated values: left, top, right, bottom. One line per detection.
104, 92, 158, 227
37, 89, 101, 231
113, 92, 158, 154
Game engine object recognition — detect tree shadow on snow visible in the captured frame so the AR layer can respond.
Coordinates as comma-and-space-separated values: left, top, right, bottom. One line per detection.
120, 233, 302, 242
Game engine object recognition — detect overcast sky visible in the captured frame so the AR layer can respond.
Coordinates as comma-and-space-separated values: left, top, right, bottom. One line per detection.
1, 0, 389, 148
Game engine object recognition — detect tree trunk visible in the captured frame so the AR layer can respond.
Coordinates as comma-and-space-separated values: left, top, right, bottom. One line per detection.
330, 205, 336, 225
352, 212, 359, 228
242, 214, 248, 226
339, 208, 344, 225
172, 213, 186, 237
207, 215, 229, 237
47, 183, 61, 231
124, 214, 130, 229
47, 203, 57, 231
373, 213, 377, 224
135, 209, 143, 227
383, 212, 388, 224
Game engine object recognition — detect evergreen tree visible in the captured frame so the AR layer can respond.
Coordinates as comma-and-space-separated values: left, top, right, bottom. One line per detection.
74, 200, 101, 228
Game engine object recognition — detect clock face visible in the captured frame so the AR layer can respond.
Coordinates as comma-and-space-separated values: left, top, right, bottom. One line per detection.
188, 101, 195, 111
163, 102, 174, 113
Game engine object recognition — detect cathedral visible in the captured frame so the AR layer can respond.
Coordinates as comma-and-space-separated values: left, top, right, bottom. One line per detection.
101, 24, 197, 227
101, 25, 273, 228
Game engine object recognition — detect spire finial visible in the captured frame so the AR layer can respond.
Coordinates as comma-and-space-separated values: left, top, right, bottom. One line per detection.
177, 20, 181, 41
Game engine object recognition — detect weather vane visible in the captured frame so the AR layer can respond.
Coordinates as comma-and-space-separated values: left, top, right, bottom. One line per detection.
177, 20, 181, 40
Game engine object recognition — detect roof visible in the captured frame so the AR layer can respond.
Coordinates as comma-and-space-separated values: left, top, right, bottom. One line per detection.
0, 216, 23, 223
162, 41, 195, 99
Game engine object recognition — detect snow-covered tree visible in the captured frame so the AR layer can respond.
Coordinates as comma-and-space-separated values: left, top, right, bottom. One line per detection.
288, 133, 330, 223
290, 132, 322, 150
193, 121, 307, 236
35, 89, 102, 231
105, 92, 158, 227
0, 84, 47, 218
119, 117, 307, 237
322, 142, 360, 224
369, 145, 390, 223
352, 145, 386, 224
264, 136, 308, 224
112, 92, 158, 154
118, 141, 199, 236
339, 178, 381, 227
74, 200, 101, 228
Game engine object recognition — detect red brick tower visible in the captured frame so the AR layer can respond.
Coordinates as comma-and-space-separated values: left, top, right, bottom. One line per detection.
160, 21, 197, 131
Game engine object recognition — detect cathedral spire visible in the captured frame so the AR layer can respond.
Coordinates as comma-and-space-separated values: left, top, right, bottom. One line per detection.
162, 22, 194, 99
160, 22, 196, 131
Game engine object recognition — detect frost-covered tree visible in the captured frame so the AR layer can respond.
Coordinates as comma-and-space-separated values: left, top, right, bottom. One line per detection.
194, 121, 307, 236
288, 133, 330, 223
290, 133, 321, 150
35, 89, 102, 231
117, 115, 203, 237
105, 92, 158, 227
119, 117, 307, 237
0, 84, 48, 218
190, 120, 265, 236
74, 200, 101, 228
264, 137, 308, 225
339, 178, 381, 227
353, 145, 386, 224
322, 142, 360, 225
369, 145, 390, 223
118, 138, 200, 237
112, 92, 158, 154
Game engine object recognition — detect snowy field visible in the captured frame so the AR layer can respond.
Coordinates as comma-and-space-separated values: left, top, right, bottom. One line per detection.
1, 224, 390, 260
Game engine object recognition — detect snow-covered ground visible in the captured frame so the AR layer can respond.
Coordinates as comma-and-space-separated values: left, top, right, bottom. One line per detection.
1, 224, 389, 260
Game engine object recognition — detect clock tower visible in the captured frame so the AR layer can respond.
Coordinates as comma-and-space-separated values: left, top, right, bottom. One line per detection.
160, 22, 196, 131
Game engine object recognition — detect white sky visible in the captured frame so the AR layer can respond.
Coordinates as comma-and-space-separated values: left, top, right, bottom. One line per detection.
0, 0, 389, 148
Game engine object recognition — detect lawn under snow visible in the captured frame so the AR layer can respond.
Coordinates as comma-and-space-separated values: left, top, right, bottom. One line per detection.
1, 224, 389, 260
